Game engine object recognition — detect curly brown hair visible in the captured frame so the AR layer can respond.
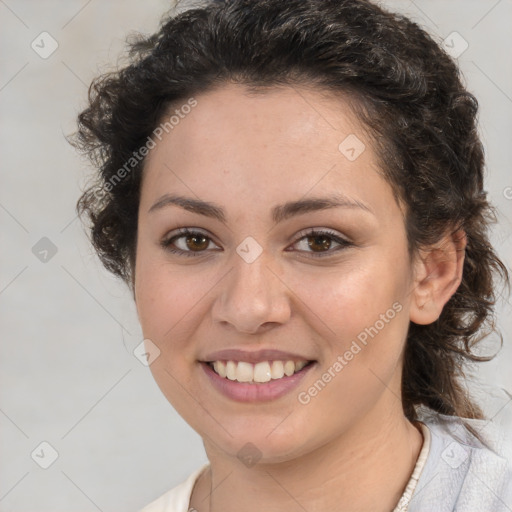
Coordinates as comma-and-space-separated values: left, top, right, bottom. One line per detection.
73, 0, 508, 423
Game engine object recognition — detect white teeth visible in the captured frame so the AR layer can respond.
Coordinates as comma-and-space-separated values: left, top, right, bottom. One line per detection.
210, 359, 309, 383
270, 360, 284, 379
253, 361, 272, 383
213, 361, 227, 378
236, 362, 253, 382
295, 361, 307, 372
226, 361, 237, 380
284, 360, 295, 376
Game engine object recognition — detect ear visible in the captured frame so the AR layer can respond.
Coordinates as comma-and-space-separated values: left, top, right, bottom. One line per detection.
409, 229, 466, 325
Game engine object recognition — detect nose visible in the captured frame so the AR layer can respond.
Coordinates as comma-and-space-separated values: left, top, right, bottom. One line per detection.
211, 253, 291, 334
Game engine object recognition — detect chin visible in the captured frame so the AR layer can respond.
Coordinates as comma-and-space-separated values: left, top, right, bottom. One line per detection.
199, 415, 317, 465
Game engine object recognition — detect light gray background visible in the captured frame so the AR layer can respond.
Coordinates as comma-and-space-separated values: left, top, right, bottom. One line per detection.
1, 1, 511, 511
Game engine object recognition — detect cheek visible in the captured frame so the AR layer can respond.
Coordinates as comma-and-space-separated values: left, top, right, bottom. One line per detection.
287, 255, 410, 343
289, 261, 410, 421
134, 254, 216, 413
286, 252, 412, 412
137, 274, 206, 341
134, 246, 214, 351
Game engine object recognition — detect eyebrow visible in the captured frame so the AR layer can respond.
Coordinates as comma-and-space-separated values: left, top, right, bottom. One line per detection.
148, 193, 373, 223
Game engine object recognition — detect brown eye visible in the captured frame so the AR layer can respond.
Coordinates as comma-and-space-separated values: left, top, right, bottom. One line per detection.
185, 234, 209, 251
162, 229, 221, 257
307, 234, 332, 252
291, 229, 352, 257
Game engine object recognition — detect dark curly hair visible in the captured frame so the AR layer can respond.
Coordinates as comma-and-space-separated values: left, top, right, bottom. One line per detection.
73, 0, 509, 423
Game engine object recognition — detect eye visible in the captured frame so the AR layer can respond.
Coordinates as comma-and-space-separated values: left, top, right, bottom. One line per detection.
161, 228, 221, 257
290, 229, 352, 257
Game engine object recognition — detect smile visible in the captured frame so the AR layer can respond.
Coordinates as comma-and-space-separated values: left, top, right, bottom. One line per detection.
201, 357, 316, 402
208, 359, 311, 383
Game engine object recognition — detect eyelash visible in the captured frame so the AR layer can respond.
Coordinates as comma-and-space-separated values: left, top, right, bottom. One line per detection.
161, 227, 353, 258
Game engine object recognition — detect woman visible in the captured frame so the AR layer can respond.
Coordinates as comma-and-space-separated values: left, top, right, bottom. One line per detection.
73, 0, 511, 510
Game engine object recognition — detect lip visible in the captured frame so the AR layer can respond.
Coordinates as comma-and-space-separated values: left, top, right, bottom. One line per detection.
200, 360, 316, 403
202, 348, 314, 364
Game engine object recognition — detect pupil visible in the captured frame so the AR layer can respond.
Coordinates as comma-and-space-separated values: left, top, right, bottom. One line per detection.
308, 235, 331, 251
186, 235, 208, 251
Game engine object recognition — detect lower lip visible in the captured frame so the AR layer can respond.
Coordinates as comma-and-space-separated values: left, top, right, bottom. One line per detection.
200, 362, 315, 403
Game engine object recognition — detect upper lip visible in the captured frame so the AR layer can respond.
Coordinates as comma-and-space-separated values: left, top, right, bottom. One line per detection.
201, 349, 315, 364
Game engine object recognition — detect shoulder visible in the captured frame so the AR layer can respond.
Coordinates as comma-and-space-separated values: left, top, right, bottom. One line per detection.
139, 465, 209, 512
410, 408, 512, 512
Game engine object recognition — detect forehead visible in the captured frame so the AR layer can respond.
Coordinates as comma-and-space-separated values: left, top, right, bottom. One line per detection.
140, 84, 397, 219
149, 83, 363, 161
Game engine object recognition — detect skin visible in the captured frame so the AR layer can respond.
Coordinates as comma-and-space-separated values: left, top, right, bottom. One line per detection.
134, 84, 465, 512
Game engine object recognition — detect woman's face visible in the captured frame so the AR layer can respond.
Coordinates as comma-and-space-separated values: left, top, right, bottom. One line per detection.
135, 84, 416, 462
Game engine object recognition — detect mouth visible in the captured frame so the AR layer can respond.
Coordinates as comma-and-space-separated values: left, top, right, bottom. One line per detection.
199, 349, 317, 402
199, 354, 317, 402
206, 359, 314, 384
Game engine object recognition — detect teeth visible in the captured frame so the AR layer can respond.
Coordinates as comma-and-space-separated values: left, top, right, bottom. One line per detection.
284, 360, 295, 376
271, 360, 284, 379
213, 361, 227, 378
210, 359, 309, 383
226, 361, 237, 380
236, 362, 253, 382
254, 362, 272, 383
295, 361, 307, 372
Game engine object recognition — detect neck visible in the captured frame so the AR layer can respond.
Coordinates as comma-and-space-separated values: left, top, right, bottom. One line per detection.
191, 399, 423, 512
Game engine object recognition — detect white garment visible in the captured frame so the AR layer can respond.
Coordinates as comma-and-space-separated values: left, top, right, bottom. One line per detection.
140, 411, 512, 512
140, 465, 208, 512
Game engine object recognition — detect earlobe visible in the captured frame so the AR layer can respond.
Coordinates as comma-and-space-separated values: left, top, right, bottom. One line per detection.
409, 229, 466, 325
